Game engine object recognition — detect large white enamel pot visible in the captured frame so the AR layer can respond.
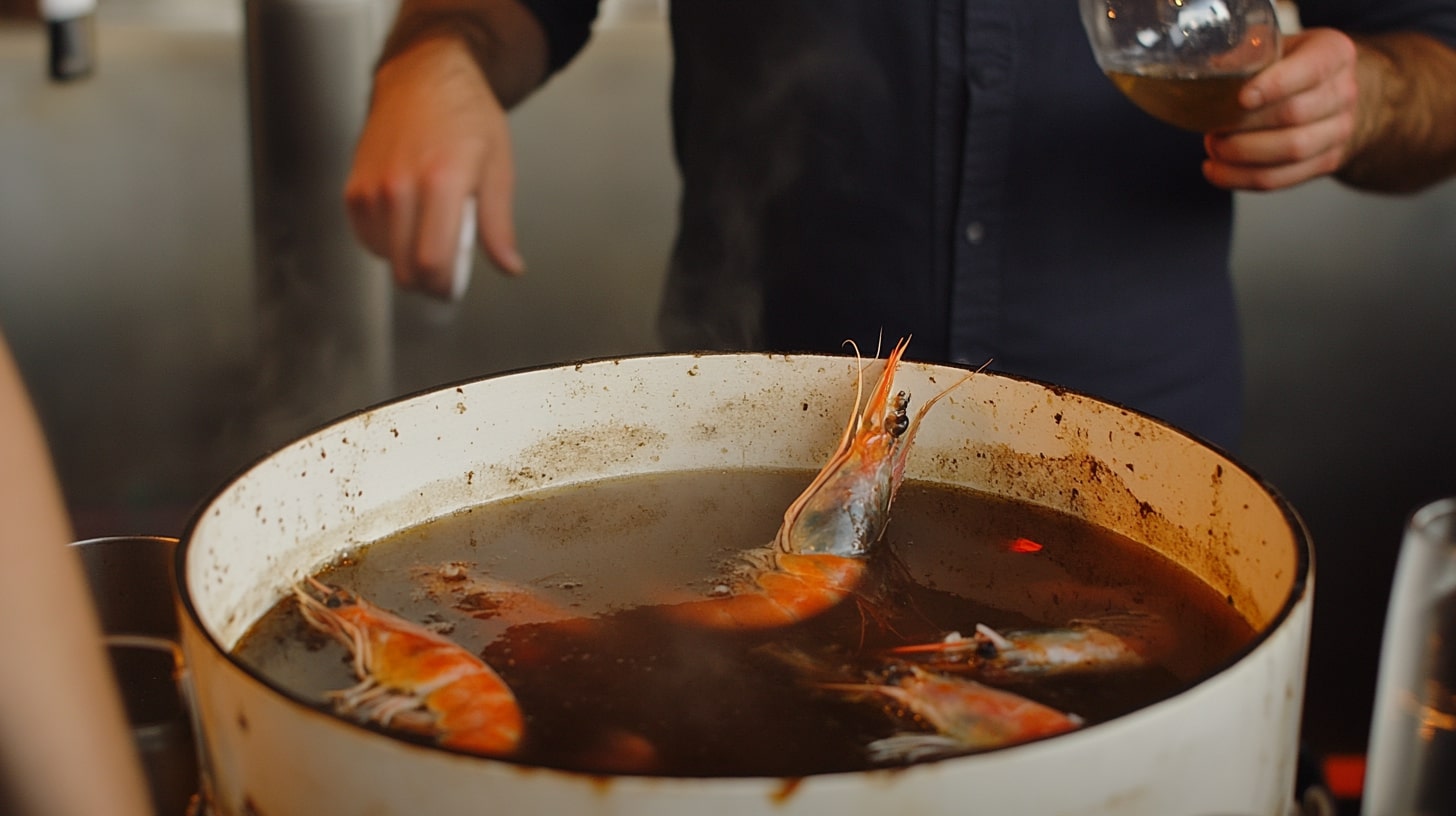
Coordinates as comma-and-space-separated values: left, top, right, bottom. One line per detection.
178, 352, 1312, 816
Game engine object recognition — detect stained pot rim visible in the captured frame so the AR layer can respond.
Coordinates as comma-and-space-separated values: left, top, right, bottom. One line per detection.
175, 350, 1313, 784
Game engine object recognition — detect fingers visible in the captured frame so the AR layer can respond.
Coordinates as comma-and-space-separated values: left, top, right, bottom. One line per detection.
1240, 29, 1357, 109
347, 169, 519, 298
344, 166, 448, 295
476, 134, 525, 277
343, 172, 393, 263
414, 189, 472, 296
1203, 113, 1352, 189
1202, 29, 1360, 191
342, 37, 525, 298
387, 187, 428, 291
1202, 144, 1344, 190
1232, 32, 1358, 134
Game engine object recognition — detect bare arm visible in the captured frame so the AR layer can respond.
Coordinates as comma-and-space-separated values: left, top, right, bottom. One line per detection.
1338, 32, 1456, 192
0, 333, 151, 816
345, 0, 551, 294
1203, 29, 1456, 193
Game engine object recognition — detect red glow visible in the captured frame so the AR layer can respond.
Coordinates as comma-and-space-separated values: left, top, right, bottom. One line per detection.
1323, 754, 1365, 799
1008, 537, 1043, 553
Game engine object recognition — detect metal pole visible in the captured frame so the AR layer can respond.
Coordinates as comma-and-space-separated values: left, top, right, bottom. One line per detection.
244, 0, 392, 445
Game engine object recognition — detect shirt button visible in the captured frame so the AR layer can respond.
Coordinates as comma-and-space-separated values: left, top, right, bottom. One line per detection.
964, 221, 986, 245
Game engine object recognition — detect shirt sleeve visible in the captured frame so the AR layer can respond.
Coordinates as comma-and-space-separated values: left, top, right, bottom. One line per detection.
516, 0, 603, 73
1297, 0, 1456, 50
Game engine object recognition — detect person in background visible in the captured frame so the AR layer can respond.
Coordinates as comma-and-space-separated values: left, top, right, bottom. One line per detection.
342, 0, 1456, 452
0, 330, 151, 815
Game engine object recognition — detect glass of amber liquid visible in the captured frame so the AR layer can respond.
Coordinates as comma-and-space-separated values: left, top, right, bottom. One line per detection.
1079, 0, 1281, 132
1363, 498, 1456, 816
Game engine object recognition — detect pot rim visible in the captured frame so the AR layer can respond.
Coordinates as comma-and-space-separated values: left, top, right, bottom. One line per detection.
175, 350, 1313, 782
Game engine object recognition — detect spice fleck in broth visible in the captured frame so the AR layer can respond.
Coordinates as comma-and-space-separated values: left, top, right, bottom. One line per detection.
234, 468, 1253, 777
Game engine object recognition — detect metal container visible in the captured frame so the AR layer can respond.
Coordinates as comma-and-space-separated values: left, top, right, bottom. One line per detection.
72, 536, 198, 816
178, 352, 1312, 815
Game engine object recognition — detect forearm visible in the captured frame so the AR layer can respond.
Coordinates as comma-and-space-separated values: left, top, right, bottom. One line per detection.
0, 547, 152, 816
379, 0, 550, 109
0, 337, 151, 816
1338, 32, 1456, 193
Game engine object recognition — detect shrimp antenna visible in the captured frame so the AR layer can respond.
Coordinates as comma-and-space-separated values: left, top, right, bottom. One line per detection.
840, 339, 868, 438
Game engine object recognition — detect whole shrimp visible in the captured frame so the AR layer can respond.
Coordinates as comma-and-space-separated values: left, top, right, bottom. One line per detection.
824, 664, 1084, 763
665, 338, 976, 629
293, 577, 523, 756
887, 612, 1172, 683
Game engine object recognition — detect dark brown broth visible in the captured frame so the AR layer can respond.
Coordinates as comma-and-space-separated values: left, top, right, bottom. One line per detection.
234, 468, 1253, 777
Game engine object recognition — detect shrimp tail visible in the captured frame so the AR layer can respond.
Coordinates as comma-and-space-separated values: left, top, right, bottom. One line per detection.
660, 553, 867, 629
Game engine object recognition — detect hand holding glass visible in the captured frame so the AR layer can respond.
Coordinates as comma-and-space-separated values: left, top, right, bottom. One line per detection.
1079, 0, 1282, 132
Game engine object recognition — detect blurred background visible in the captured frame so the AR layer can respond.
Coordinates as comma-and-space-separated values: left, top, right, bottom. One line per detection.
1, 0, 1454, 795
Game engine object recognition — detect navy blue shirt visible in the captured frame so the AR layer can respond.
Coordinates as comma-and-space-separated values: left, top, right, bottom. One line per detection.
519, 0, 1456, 448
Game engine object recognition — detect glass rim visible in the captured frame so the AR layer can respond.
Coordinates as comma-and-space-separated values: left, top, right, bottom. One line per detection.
1409, 496, 1456, 534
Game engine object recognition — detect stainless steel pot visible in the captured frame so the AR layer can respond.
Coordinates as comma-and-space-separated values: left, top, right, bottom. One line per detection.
177, 352, 1313, 815
73, 536, 199, 816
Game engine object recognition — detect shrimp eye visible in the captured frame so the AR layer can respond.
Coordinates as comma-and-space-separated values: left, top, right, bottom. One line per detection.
975, 639, 999, 659
889, 391, 911, 437
883, 663, 913, 682
324, 589, 356, 609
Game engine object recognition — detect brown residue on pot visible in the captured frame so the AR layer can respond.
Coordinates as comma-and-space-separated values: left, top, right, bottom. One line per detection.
771, 776, 805, 803
482, 423, 671, 493
943, 439, 1264, 626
